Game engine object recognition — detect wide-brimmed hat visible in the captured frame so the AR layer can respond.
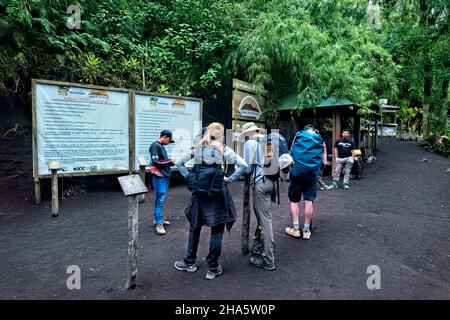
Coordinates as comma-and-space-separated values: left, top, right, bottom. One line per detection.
241, 122, 262, 135
279, 153, 293, 180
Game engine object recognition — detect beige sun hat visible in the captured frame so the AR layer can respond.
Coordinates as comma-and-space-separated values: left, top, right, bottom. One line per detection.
279, 153, 293, 180
241, 122, 261, 135
240, 121, 266, 140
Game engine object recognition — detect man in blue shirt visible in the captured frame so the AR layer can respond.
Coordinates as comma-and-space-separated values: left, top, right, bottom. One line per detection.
149, 130, 176, 235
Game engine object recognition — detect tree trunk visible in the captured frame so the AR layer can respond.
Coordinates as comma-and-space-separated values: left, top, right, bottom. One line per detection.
419, 0, 432, 138
440, 64, 450, 123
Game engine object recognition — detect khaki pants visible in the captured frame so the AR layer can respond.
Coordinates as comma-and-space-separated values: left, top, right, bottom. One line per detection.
333, 157, 354, 184
251, 178, 275, 263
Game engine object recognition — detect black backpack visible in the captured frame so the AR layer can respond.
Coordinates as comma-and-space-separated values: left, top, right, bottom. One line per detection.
186, 147, 225, 196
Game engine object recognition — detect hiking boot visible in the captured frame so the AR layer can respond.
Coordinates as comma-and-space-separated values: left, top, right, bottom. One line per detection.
342, 183, 350, 190
328, 181, 338, 189
302, 230, 311, 240
249, 255, 276, 271
205, 264, 223, 280
285, 227, 301, 238
153, 219, 171, 226
174, 260, 198, 273
155, 224, 166, 235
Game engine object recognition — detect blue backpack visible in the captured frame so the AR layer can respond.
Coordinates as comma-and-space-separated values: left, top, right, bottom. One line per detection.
290, 131, 324, 175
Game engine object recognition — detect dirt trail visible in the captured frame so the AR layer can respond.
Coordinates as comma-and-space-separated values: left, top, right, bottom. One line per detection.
0, 138, 449, 299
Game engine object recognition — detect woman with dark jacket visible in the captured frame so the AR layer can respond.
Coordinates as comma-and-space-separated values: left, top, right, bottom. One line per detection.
174, 122, 248, 280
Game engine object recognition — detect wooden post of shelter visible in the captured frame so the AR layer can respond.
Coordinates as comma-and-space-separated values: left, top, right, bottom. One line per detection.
354, 113, 361, 149
331, 110, 341, 174
374, 118, 379, 156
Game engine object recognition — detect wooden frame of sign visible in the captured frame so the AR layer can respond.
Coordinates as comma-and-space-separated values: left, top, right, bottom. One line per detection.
32, 79, 132, 204
32, 79, 204, 205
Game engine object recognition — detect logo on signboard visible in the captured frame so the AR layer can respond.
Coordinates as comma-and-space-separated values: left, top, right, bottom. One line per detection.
149, 96, 169, 107
149, 97, 158, 106
57, 86, 70, 95
47, 167, 68, 173
90, 165, 97, 172
88, 89, 108, 97
171, 99, 186, 108
238, 95, 262, 120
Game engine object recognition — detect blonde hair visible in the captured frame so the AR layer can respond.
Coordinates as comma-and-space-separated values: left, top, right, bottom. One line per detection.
196, 122, 225, 154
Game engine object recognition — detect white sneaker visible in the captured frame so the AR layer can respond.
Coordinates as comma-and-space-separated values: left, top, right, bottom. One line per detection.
155, 224, 166, 235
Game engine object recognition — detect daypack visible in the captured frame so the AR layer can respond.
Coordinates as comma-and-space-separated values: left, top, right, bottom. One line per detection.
290, 131, 324, 174
249, 137, 280, 204
186, 146, 225, 196
262, 139, 280, 181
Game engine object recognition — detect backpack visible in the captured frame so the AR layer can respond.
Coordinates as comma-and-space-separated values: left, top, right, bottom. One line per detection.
290, 131, 324, 174
186, 146, 225, 196
249, 137, 280, 204
262, 140, 280, 181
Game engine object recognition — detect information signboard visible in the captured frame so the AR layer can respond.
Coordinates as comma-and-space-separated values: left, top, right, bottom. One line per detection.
134, 93, 202, 171
33, 80, 130, 177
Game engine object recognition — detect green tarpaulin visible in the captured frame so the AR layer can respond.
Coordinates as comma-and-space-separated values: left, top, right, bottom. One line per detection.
274, 94, 357, 111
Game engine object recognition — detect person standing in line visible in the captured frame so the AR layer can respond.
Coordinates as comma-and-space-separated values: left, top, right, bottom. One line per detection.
242, 122, 278, 271
174, 122, 248, 280
149, 130, 176, 235
285, 125, 326, 240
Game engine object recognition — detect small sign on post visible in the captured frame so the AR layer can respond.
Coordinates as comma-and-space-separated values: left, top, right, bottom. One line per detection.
137, 156, 149, 204
48, 161, 62, 217
117, 174, 148, 290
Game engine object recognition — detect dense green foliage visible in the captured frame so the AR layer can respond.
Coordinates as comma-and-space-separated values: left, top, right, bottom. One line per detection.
382, 0, 449, 139
0, 0, 448, 145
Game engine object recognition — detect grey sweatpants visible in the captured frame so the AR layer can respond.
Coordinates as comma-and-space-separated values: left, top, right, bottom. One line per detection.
333, 156, 354, 184
251, 178, 275, 263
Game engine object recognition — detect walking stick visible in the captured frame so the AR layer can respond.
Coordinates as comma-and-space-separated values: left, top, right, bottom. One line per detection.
241, 174, 251, 255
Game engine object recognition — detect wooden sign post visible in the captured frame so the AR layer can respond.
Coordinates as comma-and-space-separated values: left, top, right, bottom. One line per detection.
137, 156, 149, 204
231, 79, 264, 256
117, 174, 148, 290
48, 161, 61, 217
